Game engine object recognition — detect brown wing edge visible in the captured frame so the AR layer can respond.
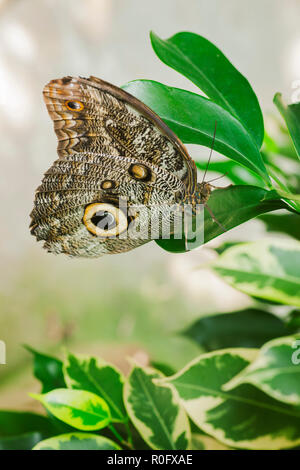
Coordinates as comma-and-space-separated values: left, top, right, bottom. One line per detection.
56, 75, 197, 195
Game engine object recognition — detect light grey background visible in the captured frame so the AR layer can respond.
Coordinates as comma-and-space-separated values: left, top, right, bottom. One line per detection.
0, 0, 298, 387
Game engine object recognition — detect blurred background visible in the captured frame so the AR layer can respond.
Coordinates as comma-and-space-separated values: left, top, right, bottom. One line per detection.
0, 0, 299, 410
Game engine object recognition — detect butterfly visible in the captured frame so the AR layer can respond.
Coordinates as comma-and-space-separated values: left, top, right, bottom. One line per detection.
30, 76, 213, 257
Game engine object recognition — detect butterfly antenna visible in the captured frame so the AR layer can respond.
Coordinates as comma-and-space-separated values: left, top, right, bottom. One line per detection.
206, 172, 228, 184
202, 120, 217, 184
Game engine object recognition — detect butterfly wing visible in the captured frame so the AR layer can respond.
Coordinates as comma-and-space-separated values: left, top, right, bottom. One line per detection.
30, 76, 197, 257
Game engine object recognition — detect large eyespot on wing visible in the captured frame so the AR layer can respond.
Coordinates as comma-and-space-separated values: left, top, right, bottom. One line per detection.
83, 202, 128, 238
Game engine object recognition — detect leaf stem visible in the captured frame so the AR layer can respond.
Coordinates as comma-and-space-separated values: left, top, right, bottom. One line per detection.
266, 166, 289, 192
124, 420, 134, 447
108, 424, 133, 449
277, 189, 300, 203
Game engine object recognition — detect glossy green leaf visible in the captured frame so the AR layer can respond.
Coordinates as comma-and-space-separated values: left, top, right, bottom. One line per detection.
150, 361, 176, 377
0, 410, 57, 438
224, 335, 300, 406
25, 346, 65, 393
160, 349, 300, 449
286, 309, 300, 329
264, 127, 299, 162
263, 131, 281, 155
150, 31, 264, 148
33, 433, 121, 450
274, 93, 300, 160
259, 213, 300, 240
212, 239, 300, 307
124, 365, 190, 450
195, 159, 265, 187
0, 410, 58, 450
262, 148, 300, 213
213, 241, 240, 255
0, 432, 44, 451
122, 80, 269, 183
156, 185, 288, 253
31, 389, 111, 431
63, 352, 126, 423
182, 309, 295, 351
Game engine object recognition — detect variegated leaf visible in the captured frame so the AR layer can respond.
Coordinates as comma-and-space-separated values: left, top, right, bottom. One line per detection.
191, 433, 231, 450
124, 365, 190, 450
63, 352, 126, 422
212, 239, 300, 307
224, 335, 300, 405
33, 433, 121, 450
31, 389, 111, 431
159, 349, 300, 450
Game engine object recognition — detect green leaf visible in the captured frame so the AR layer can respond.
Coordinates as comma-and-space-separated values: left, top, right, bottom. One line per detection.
122, 80, 270, 184
156, 185, 288, 253
33, 433, 121, 450
160, 349, 300, 449
0, 410, 58, 450
25, 346, 65, 393
31, 389, 111, 431
264, 128, 299, 162
263, 131, 281, 155
195, 159, 265, 187
150, 31, 264, 148
124, 365, 190, 450
262, 148, 300, 212
286, 309, 300, 329
150, 361, 176, 377
63, 352, 127, 423
0, 432, 44, 451
224, 335, 300, 406
214, 241, 240, 255
0, 410, 57, 438
212, 239, 300, 307
259, 213, 300, 240
274, 93, 300, 160
182, 309, 295, 351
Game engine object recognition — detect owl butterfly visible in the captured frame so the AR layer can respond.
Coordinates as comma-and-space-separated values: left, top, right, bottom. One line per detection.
30, 76, 213, 257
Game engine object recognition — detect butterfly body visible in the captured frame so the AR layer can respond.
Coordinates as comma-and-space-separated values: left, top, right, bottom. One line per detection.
30, 76, 207, 257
